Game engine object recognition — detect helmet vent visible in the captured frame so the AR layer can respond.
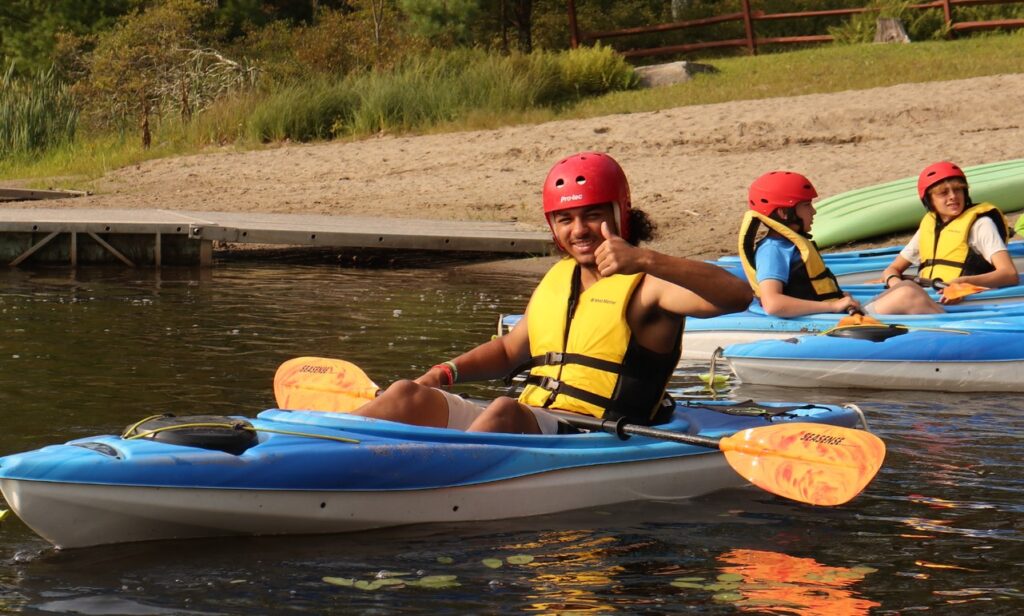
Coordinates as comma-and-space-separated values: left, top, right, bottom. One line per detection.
576, 175, 586, 185
555, 178, 565, 188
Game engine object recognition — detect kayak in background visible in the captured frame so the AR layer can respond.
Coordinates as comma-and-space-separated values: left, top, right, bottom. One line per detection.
500, 297, 1024, 361
681, 301, 1024, 360
712, 240, 1024, 285
722, 327, 1024, 392
0, 399, 874, 549
810, 158, 1024, 248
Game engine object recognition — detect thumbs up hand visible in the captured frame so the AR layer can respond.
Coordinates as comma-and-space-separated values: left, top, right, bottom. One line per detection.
595, 221, 643, 276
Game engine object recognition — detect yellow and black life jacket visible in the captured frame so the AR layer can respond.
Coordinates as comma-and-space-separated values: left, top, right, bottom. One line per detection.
513, 258, 679, 424
918, 203, 1009, 281
737, 210, 844, 301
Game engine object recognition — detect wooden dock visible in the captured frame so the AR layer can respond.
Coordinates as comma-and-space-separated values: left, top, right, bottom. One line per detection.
0, 208, 553, 267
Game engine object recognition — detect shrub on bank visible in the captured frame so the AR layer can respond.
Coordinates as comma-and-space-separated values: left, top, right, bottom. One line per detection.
244, 45, 637, 142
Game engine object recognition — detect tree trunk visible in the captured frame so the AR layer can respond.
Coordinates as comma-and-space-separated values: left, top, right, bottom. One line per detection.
513, 0, 532, 53
140, 96, 152, 150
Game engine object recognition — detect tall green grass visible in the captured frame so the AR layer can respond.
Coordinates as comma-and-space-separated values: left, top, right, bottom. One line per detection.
0, 64, 78, 159
243, 45, 636, 142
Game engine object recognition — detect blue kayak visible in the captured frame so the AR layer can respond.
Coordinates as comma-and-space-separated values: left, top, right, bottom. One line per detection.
0, 401, 867, 549
712, 240, 1024, 285
681, 301, 1024, 360
724, 327, 1024, 392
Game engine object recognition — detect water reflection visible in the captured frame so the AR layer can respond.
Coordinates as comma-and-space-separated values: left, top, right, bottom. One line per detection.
713, 549, 879, 615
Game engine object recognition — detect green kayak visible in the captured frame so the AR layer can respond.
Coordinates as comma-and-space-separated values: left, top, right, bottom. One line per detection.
812, 158, 1024, 248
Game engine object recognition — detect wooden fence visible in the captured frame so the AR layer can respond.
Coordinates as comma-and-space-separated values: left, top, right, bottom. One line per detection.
566, 0, 1024, 58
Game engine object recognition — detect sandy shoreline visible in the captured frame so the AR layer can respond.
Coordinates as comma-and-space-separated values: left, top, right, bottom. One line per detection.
13, 72, 1024, 271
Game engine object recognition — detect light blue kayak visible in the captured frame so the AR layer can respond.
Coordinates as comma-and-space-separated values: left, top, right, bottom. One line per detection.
681, 300, 1024, 360
0, 400, 866, 549
712, 240, 1024, 284
724, 328, 1024, 392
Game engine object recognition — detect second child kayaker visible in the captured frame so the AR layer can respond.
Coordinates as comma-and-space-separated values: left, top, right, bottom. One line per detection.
350, 151, 752, 434
878, 161, 1018, 296
738, 170, 942, 317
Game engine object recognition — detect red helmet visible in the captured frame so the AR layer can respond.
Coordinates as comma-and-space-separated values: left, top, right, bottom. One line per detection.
747, 171, 818, 217
542, 152, 631, 242
918, 161, 967, 205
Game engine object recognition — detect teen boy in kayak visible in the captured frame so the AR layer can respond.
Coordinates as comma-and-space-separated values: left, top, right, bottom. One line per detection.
877, 161, 1018, 298
738, 170, 973, 317
351, 151, 752, 434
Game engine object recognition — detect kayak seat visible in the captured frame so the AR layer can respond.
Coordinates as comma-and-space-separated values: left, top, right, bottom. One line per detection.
121, 414, 259, 455
826, 324, 909, 342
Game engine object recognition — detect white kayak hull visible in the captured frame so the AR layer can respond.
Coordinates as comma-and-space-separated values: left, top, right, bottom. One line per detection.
1, 452, 740, 549
727, 357, 1022, 392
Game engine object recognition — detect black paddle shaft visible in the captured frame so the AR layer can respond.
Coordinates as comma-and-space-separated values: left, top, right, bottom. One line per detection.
549, 411, 720, 449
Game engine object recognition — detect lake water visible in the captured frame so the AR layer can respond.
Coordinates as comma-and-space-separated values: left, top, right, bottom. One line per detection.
0, 264, 1021, 615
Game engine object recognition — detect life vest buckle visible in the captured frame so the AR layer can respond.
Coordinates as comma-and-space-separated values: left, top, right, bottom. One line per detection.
538, 376, 562, 404
543, 351, 565, 365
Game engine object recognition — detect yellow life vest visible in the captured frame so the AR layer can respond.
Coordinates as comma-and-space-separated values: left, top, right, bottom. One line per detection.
515, 258, 679, 423
737, 210, 843, 301
918, 203, 1009, 281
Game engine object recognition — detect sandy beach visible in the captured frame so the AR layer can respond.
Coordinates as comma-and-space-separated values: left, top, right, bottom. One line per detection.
19, 72, 1024, 265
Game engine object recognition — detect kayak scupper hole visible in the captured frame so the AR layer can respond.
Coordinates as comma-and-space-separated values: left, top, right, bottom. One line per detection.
452, 506, 459, 512
320, 502, 326, 509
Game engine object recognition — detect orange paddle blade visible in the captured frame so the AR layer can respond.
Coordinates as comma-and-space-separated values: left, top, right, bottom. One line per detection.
940, 282, 988, 301
274, 357, 380, 412
719, 423, 886, 506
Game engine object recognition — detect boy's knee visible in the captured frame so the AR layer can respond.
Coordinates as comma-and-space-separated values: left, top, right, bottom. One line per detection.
384, 379, 421, 397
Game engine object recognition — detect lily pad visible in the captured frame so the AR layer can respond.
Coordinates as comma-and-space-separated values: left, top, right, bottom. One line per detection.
674, 577, 705, 582
322, 577, 356, 587
0, 509, 8, 522
506, 554, 534, 565
712, 591, 744, 602
670, 581, 705, 589
436, 556, 454, 565
716, 573, 744, 583
482, 558, 503, 569
698, 374, 730, 387
410, 575, 460, 589
353, 579, 405, 591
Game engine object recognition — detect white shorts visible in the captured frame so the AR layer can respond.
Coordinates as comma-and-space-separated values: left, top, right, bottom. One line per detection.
436, 389, 564, 434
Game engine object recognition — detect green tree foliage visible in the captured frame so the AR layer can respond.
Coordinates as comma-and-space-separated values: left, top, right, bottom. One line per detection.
82, 0, 258, 147
398, 0, 481, 44
0, 0, 144, 75
230, 2, 415, 83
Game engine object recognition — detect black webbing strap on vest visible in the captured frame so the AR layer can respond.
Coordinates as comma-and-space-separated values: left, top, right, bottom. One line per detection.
504, 351, 627, 386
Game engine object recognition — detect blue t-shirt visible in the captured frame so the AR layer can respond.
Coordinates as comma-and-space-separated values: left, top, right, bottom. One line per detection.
754, 236, 800, 285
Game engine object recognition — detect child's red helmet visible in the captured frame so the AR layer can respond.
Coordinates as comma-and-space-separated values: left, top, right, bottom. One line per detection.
748, 171, 818, 217
542, 152, 631, 242
918, 161, 967, 207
